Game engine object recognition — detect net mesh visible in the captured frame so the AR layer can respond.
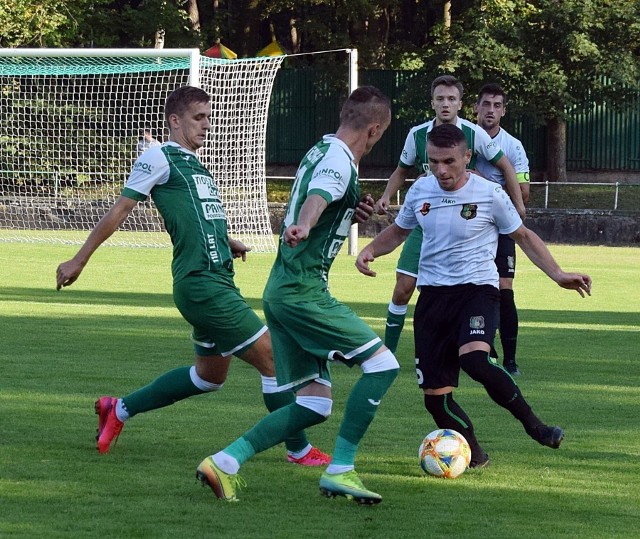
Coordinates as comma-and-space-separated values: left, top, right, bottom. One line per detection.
0, 51, 283, 251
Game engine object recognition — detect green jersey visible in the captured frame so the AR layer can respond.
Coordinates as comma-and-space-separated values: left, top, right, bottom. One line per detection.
263, 135, 359, 303
399, 117, 504, 173
122, 142, 234, 283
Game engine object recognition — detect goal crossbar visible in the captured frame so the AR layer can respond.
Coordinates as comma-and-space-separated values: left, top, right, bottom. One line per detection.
0, 48, 283, 251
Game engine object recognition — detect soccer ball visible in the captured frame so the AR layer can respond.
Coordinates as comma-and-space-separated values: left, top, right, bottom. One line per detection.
419, 428, 471, 479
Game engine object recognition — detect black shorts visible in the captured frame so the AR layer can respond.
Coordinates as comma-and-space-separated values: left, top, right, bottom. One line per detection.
414, 284, 500, 389
495, 234, 516, 279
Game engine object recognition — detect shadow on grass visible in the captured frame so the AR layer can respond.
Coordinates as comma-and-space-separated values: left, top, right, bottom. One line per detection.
0, 286, 174, 309
2, 287, 639, 329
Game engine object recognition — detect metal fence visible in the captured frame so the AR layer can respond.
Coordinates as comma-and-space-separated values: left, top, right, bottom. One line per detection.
267, 177, 639, 212
267, 69, 640, 171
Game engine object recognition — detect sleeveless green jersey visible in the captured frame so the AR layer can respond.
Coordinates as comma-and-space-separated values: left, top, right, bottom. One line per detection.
263, 135, 359, 303
122, 142, 234, 283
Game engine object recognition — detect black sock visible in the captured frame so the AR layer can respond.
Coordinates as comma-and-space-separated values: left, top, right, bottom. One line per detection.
460, 350, 543, 433
424, 393, 485, 458
500, 289, 518, 363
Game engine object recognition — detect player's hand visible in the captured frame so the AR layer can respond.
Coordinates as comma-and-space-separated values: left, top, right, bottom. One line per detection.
516, 203, 526, 221
374, 195, 391, 215
56, 259, 83, 290
229, 238, 251, 261
353, 194, 375, 224
284, 225, 309, 248
355, 247, 377, 277
557, 272, 592, 297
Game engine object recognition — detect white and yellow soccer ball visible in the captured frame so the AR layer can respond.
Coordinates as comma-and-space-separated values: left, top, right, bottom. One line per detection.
419, 428, 472, 479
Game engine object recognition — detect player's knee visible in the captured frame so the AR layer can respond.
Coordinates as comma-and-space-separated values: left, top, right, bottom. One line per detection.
296, 395, 333, 418
189, 365, 224, 392
423, 393, 446, 415
458, 350, 494, 384
393, 272, 417, 298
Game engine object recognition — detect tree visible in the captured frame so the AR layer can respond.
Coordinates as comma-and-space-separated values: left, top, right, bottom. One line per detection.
0, 0, 99, 47
434, 0, 640, 181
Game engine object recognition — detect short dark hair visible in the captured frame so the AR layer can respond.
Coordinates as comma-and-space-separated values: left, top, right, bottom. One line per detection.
431, 75, 464, 99
427, 123, 467, 149
477, 83, 507, 104
164, 86, 210, 124
339, 85, 391, 130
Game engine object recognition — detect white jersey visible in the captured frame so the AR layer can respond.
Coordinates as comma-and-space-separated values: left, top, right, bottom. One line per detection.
395, 173, 522, 289
475, 127, 529, 187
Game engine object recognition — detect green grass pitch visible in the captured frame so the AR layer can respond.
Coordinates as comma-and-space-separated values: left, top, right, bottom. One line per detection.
1, 238, 638, 538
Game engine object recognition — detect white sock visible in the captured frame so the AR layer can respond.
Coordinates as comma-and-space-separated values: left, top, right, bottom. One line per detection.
326, 464, 354, 475
115, 398, 130, 422
388, 301, 408, 316
288, 444, 312, 459
213, 451, 240, 475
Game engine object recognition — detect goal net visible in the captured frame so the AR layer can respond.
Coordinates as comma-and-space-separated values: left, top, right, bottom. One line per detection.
0, 48, 284, 252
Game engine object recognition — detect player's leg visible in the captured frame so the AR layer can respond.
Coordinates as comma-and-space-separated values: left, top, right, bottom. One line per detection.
320, 348, 399, 504
414, 286, 489, 467
198, 301, 333, 501
95, 273, 235, 453
384, 226, 421, 353
495, 235, 520, 375
236, 330, 329, 466
311, 300, 398, 503
197, 379, 331, 502
458, 286, 563, 449
95, 355, 227, 454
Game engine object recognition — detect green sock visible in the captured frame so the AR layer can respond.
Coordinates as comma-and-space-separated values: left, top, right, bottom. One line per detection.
225, 403, 326, 466
385, 308, 407, 354
331, 369, 399, 466
262, 390, 309, 453
122, 366, 205, 417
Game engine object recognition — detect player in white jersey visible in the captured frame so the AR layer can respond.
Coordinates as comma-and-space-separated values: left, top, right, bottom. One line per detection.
475, 83, 531, 376
56, 86, 328, 467
196, 86, 400, 505
373, 75, 526, 355
357, 124, 592, 467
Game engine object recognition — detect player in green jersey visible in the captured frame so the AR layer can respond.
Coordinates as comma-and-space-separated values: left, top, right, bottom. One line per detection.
374, 75, 526, 355
196, 86, 400, 505
56, 86, 328, 467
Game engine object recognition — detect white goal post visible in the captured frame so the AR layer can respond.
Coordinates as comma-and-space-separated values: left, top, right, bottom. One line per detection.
0, 48, 284, 251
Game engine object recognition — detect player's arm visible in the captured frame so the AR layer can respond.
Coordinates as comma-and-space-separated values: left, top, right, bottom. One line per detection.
374, 166, 411, 215
495, 155, 526, 220
356, 223, 412, 277
509, 225, 592, 297
283, 194, 328, 248
56, 195, 138, 290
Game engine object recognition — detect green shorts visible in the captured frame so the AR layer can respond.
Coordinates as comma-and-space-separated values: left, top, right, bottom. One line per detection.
263, 295, 383, 391
396, 225, 422, 277
173, 271, 266, 357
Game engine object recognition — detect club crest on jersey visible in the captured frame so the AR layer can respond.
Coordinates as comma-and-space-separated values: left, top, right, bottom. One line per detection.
419, 202, 431, 215
460, 204, 478, 220
469, 316, 485, 334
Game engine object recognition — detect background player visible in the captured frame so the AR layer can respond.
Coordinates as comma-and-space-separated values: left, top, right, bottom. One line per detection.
475, 83, 531, 376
